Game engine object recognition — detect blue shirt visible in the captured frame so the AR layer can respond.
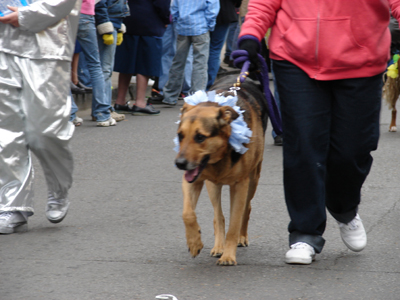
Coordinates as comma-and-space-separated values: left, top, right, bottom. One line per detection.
171, 0, 220, 36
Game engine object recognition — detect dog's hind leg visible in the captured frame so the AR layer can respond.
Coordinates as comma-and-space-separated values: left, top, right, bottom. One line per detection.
389, 108, 397, 132
217, 178, 249, 266
238, 162, 262, 247
205, 181, 225, 257
182, 177, 204, 258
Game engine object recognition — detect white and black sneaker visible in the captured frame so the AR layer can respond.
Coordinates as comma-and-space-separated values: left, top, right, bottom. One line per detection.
337, 214, 367, 252
46, 193, 70, 224
0, 211, 28, 234
285, 242, 316, 264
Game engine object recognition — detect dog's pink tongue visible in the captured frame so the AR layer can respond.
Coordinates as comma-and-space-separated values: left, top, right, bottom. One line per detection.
185, 167, 199, 182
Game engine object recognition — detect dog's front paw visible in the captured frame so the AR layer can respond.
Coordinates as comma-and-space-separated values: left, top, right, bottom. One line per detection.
187, 238, 204, 258
210, 246, 224, 257
237, 235, 249, 247
389, 126, 397, 132
217, 254, 237, 266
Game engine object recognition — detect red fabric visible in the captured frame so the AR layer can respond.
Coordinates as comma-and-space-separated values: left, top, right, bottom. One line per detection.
240, 0, 400, 80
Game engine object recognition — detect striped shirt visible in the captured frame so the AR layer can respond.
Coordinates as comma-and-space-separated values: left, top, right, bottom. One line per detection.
171, 0, 220, 36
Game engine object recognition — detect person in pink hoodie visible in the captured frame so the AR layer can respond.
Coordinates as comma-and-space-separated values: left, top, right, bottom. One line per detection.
235, 0, 400, 264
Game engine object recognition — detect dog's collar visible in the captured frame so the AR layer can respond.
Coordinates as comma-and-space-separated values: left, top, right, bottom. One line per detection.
174, 90, 253, 154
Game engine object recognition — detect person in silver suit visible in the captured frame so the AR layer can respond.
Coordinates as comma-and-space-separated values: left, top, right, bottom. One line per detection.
0, 0, 81, 234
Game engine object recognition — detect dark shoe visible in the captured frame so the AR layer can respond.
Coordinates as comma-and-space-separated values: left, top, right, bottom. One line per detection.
148, 89, 165, 104
151, 88, 164, 100
114, 103, 134, 113
223, 56, 230, 65
178, 92, 187, 100
229, 60, 237, 69
132, 104, 160, 115
218, 67, 228, 75
71, 82, 85, 95
274, 135, 283, 146
76, 81, 93, 93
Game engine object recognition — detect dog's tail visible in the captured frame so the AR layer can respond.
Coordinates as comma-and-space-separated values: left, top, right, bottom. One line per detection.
383, 73, 400, 110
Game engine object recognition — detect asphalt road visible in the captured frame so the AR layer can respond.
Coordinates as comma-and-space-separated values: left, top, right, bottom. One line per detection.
1, 86, 399, 300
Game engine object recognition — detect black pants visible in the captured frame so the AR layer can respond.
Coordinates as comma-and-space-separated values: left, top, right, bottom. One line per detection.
272, 60, 382, 253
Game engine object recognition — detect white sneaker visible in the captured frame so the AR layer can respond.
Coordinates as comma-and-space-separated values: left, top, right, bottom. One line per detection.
46, 193, 70, 224
97, 117, 116, 127
0, 211, 28, 234
285, 242, 316, 264
337, 214, 367, 252
110, 111, 125, 122
72, 116, 83, 126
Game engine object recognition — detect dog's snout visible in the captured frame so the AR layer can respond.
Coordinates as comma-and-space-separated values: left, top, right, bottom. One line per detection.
175, 157, 188, 170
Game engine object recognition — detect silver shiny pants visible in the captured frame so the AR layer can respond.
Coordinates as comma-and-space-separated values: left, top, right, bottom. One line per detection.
0, 52, 74, 216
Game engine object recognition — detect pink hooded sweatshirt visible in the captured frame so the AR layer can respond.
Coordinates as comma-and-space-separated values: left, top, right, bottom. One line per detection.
240, 0, 400, 80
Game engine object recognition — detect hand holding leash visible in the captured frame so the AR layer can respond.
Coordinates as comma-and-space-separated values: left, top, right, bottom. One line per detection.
234, 37, 261, 71
231, 35, 283, 136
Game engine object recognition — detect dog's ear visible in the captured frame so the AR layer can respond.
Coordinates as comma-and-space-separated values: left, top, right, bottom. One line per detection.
218, 106, 239, 125
180, 103, 195, 116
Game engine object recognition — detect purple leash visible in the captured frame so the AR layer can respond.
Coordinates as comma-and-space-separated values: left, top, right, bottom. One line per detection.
232, 49, 283, 136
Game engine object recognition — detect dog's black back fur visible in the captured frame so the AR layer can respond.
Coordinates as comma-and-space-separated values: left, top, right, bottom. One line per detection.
210, 74, 269, 133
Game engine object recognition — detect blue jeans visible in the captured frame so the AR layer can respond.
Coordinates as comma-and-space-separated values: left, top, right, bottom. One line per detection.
224, 21, 238, 59
230, 17, 245, 59
163, 32, 210, 104
76, 14, 111, 122
78, 54, 91, 87
159, 23, 192, 94
273, 59, 382, 253
207, 23, 230, 89
98, 29, 117, 109
70, 94, 78, 121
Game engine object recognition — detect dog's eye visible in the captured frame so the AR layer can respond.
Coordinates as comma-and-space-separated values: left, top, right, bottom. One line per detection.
178, 132, 184, 142
194, 133, 207, 143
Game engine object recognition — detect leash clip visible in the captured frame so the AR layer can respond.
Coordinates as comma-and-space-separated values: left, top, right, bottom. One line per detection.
229, 86, 240, 97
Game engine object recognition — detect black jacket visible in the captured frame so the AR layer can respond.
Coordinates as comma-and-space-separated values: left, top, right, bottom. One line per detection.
216, 0, 241, 24
124, 0, 170, 37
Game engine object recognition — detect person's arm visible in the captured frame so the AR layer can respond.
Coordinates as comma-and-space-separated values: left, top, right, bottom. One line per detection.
0, 6, 19, 27
95, 0, 115, 45
234, 0, 279, 71
17, 0, 78, 33
390, 0, 400, 23
153, 0, 171, 25
95, 0, 113, 35
205, 0, 220, 32
170, 0, 178, 23
239, 0, 279, 40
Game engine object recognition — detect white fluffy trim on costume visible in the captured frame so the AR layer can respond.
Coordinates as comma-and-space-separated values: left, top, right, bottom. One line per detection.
174, 90, 253, 154
97, 22, 114, 35
118, 24, 126, 33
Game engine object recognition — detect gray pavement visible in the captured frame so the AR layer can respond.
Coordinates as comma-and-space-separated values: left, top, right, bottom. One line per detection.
1, 75, 400, 300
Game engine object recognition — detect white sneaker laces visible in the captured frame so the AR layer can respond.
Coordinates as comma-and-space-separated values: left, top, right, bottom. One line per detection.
338, 216, 360, 231
290, 242, 310, 249
0, 212, 13, 220
47, 192, 64, 206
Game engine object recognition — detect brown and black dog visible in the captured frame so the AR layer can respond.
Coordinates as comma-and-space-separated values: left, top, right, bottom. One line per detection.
383, 75, 399, 132
174, 75, 269, 266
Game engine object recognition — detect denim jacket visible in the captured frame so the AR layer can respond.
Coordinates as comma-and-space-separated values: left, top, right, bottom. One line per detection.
95, 0, 130, 34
